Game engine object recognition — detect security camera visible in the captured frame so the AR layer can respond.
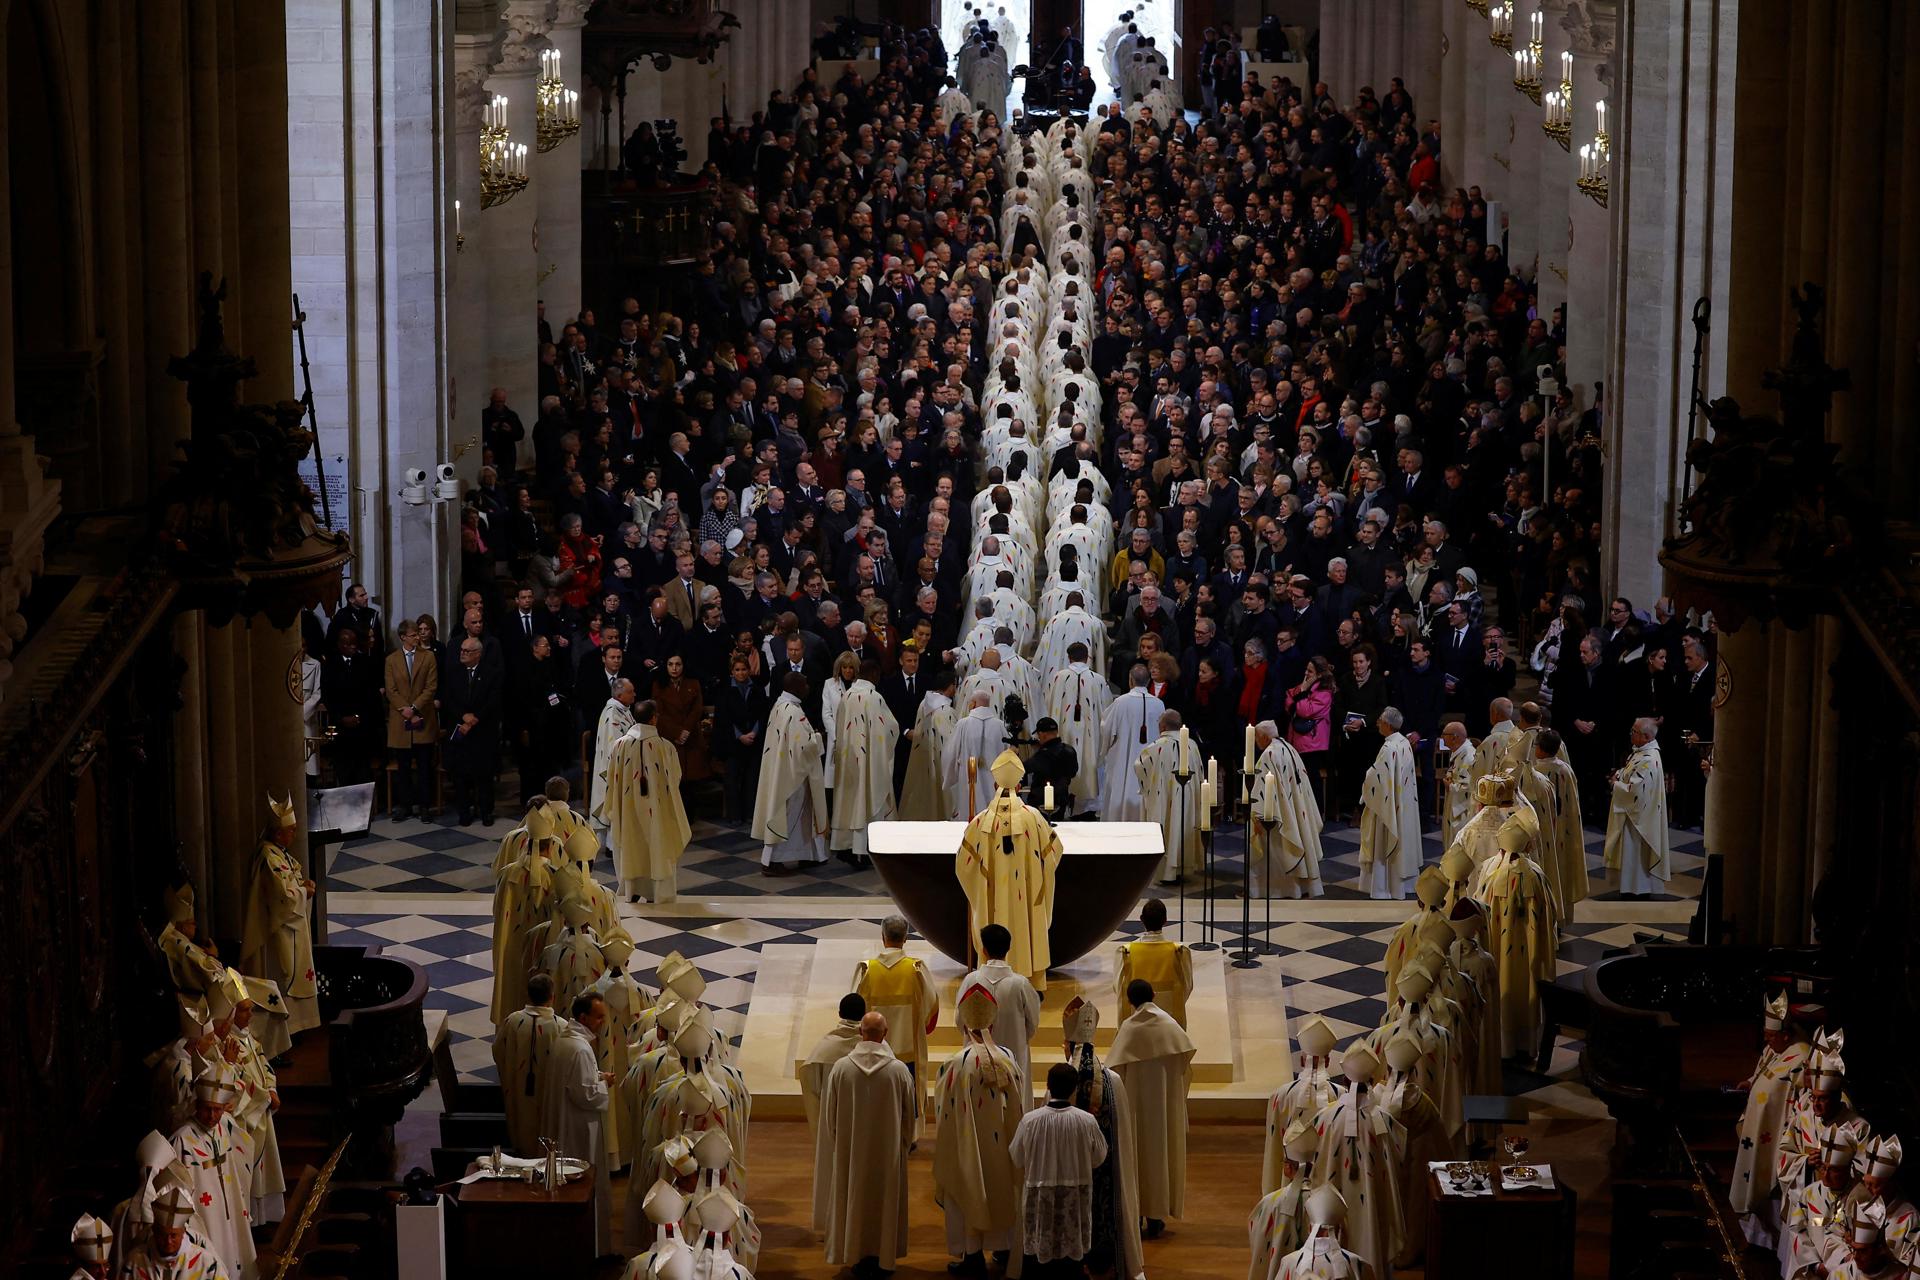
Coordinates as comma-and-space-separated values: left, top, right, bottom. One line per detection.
433, 462, 462, 502
401, 467, 429, 505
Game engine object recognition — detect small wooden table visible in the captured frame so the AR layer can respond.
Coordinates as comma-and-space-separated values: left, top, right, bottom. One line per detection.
454, 1169, 597, 1279
1424, 1169, 1576, 1280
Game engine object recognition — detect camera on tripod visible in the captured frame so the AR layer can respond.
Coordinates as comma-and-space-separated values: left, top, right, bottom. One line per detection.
655, 118, 688, 169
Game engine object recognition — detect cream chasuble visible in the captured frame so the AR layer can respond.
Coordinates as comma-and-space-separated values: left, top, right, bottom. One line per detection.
1729, 1039, 1810, 1213
1438, 741, 1477, 851
493, 1003, 566, 1154
605, 723, 691, 902
591, 697, 636, 830
945, 706, 1010, 818
238, 840, 319, 1036
1045, 663, 1112, 810
1605, 743, 1671, 894
899, 692, 958, 821
802, 1019, 862, 1233
1136, 732, 1205, 882
1304, 1081, 1404, 1277
1097, 689, 1164, 820
820, 1041, 915, 1270
1253, 739, 1326, 898
1532, 754, 1591, 914
830, 679, 899, 857
1357, 734, 1421, 899
1107, 1003, 1196, 1221
1469, 842, 1558, 1059
170, 1114, 255, 1280
750, 694, 828, 864
933, 1038, 1025, 1256
955, 762, 1064, 989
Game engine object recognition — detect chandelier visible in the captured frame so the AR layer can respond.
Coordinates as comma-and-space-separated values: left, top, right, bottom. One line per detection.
536, 49, 581, 153
1512, 9, 1543, 103
1577, 101, 1610, 207
481, 94, 529, 209
1542, 52, 1573, 149
1489, 2, 1514, 50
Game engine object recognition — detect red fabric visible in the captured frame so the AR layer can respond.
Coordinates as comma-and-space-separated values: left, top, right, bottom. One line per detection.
1238, 662, 1269, 723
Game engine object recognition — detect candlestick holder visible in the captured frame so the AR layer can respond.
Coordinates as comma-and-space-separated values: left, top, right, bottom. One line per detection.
1230, 800, 1263, 969
1172, 764, 1194, 944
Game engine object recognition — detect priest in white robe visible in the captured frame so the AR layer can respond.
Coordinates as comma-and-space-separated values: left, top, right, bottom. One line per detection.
1109, 979, 1197, 1235
540, 992, 614, 1256
899, 675, 958, 821
1137, 715, 1207, 884
1605, 717, 1672, 897
935, 985, 1026, 1269
1010, 1059, 1112, 1274
169, 1068, 254, 1280
1036, 595, 1107, 686
945, 693, 1008, 819
961, 922, 1043, 1093
830, 661, 900, 859
590, 680, 638, 840
493, 972, 565, 1154
1252, 721, 1326, 899
601, 700, 690, 903
1046, 645, 1112, 814
819, 1013, 915, 1274
1438, 722, 1478, 851
1099, 667, 1165, 821
1358, 709, 1423, 899
751, 674, 829, 872
804, 993, 867, 1233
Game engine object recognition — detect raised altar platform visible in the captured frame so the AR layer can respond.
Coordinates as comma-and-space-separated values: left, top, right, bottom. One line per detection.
867, 819, 1165, 968
737, 936, 1292, 1122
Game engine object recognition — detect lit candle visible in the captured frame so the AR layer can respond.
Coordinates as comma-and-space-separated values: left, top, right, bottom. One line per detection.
1207, 756, 1219, 794
567, 89, 578, 123
1243, 724, 1256, 771
1044, 782, 1055, 811
1531, 9, 1542, 42
1596, 99, 1607, 135
454, 199, 461, 235
1514, 49, 1526, 77
1561, 51, 1572, 84
1200, 781, 1213, 831
1178, 726, 1191, 773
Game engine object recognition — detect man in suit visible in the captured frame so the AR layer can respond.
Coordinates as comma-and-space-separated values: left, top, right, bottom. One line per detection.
460, 607, 506, 676
714, 654, 772, 822
575, 642, 624, 730
382, 621, 441, 820
771, 629, 828, 728
626, 589, 684, 687
663, 552, 704, 631
500, 585, 553, 674
327, 583, 387, 660
661, 431, 704, 509
322, 626, 381, 784
1670, 641, 1715, 827
1435, 601, 1482, 714
442, 637, 504, 826
1550, 632, 1613, 816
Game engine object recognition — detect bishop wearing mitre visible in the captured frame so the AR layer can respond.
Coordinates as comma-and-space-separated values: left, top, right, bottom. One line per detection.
1357, 709, 1421, 900
831, 657, 900, 861
1305, 1045, 1404, 1277
1262, 1016, 1339, 1195
490, 803, 558, 1022
603, 700, 691, 903
1605, 716, 1672, 898
1251, 721, 1326, 899
934, 984, 1026, 1272
1468, 805, 1558, 1058
1109, 979, 1198, 1237
1529, 729, 1590, 917
956, 748, 1064, 990
170, 1067, 256, 1280
1729, 993, 1811, 1242
239, 793, 319, 1037
1273, 1185, 1378, 1280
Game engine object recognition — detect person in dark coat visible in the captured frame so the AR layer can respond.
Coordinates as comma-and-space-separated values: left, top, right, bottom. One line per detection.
1391, 637, 1448, 814
514, 635, 575, 807
1548, 632, 1614, 817
714, 653, 773, 822
442, 636, 505, 825
320, 626, 381, 784
1021, 718, 1080, 817
877, 642, 931, 793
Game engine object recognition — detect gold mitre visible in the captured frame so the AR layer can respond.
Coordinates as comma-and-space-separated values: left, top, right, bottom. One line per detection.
524, 803, 556, 843
990, 748, 1025, 791
1413, 865, 1447, 909
266, 792, 297, 829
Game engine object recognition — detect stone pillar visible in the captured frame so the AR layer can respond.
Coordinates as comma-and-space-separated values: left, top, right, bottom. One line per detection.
1503, 2, 1543, 275
1600, 0, 1733, 608
1482, 23, 1517, 216
1460, 8, 1490, 194
1563, 22, 1613, 409
451, 27, 495, 480
484, 7, 545, 428
535, 0, 588, 326
1534, 0, 1572, 324
1316, 2, 1358, 102
1439, 0, 1471, 188
1404, 0, 1445, 140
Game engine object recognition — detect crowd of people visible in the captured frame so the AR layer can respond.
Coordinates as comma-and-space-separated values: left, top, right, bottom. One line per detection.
128, 16, 1765, 1280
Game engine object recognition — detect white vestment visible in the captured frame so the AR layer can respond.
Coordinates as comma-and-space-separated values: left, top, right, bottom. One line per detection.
960, 961, 1042, 1094
820, 1041, 915, 1269
830, 679, 899, 857
1098, 689, 1165, 820
590, 697, 636, 834
751, 693, 828, 866
1046, 663, 1113, 811
1135, 732, 1205, 882
493, 1003, 565, 1154
1107, 1002, 1196, 1222
1358, 732, 1422, 899
1605, 742, 1672, 895
945, 705, 1009, 818
539, 1021, 612, 1255
1252, 740, 1326, 898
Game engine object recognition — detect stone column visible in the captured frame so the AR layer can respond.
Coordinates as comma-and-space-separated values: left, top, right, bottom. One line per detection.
1482, 22, 1517, 216
1562, 9, 1614, 409
1316, 2, 1358, 102
1534, 0, 1573, 324
1403, 0, 1445, 140
1502, 2, 1543, 275
535, 0, 588, 326
1600, 0, 1734, 608
1439, 0, 1471, 189
484, 6, 545, 427
1459, 8, 1490, 194
451, 27, 495, 480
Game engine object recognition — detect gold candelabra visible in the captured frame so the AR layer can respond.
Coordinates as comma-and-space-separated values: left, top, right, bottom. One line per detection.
536, 49, 581, 153
1512, 8, 1543, 102
1542, 51, 1573, 149
1577, 102, 1610, 207
1489, 1, 1514, 50
1466, 0, 1489, 17
481, 94, 529, 209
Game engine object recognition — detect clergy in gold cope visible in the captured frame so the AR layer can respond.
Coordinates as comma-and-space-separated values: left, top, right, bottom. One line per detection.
955, 748, 1064, 990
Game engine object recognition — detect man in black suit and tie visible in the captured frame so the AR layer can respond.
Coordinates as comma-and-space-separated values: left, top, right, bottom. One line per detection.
1549, 632, 1613, 816
877, 641, 927, 793
500, 585, 553, 673
442, 637, 505, 826
772, 630, 828, 729
575, 642, 624, 731
661, 431, 704, 509
714, 654, 772, 822
1395, 445, 1437, 516
1671, 641, 1715, 827
1436, 601, 1482, 714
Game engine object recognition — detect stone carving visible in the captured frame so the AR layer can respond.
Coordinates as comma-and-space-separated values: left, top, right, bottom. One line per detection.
1562, 0, 1617, 58
454, 59, 494, 128
498, 0, 552, 72
157, 274, 347, 578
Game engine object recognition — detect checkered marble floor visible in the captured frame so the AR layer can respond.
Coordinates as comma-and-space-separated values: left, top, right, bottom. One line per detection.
327, 809, 1706, 904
